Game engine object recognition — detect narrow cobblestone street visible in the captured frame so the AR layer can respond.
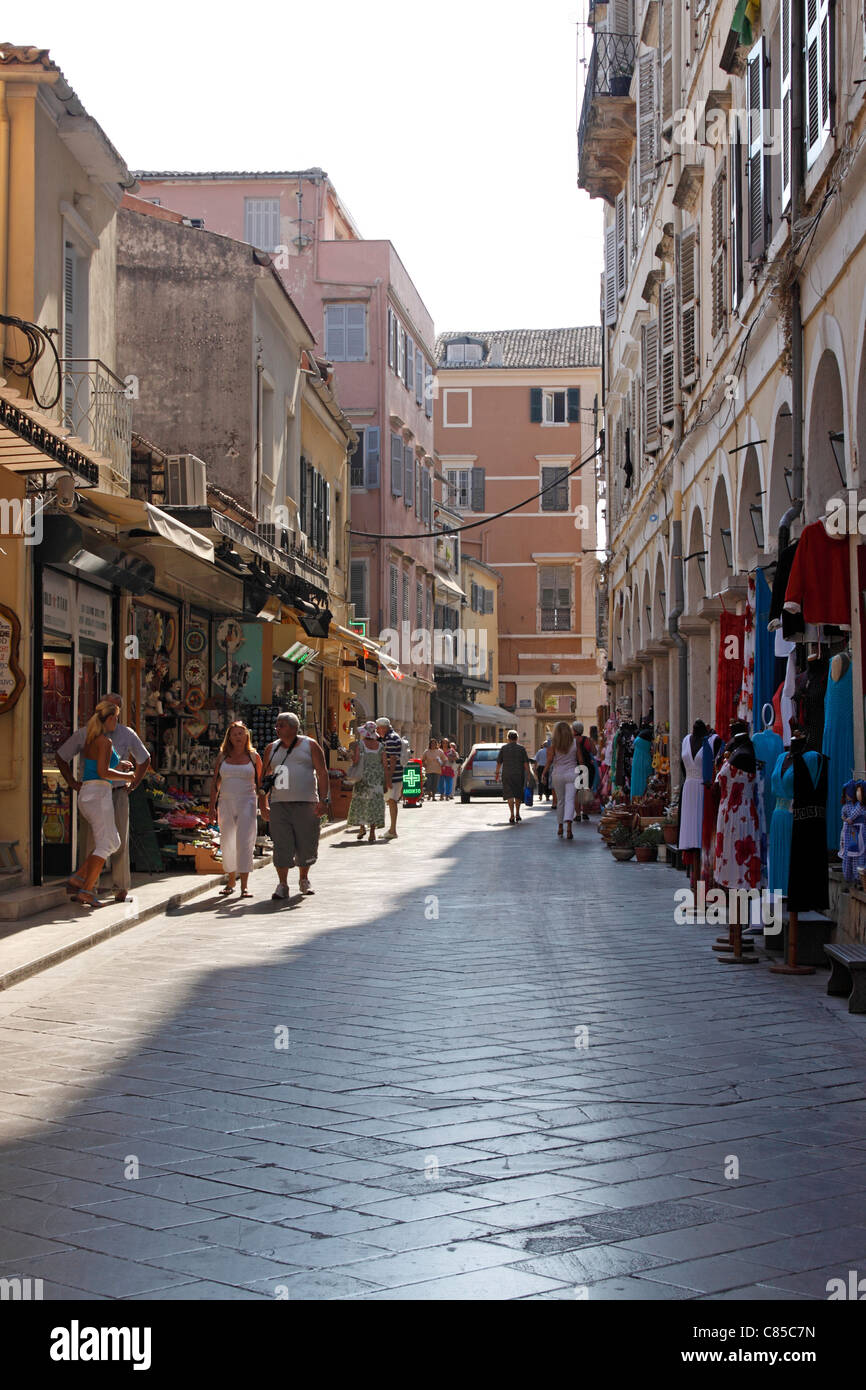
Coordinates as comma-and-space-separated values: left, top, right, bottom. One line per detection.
1, 800, 865, 1301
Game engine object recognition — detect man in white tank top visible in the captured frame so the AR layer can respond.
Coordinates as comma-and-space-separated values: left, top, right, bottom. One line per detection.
260, 712, 329, 899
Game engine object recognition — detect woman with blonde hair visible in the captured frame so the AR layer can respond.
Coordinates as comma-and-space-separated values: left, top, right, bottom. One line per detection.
67, 701, 134, 907
545, 720, 578, 840
210, 721, 262, 898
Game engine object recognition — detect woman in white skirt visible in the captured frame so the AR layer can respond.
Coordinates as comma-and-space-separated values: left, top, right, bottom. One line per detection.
68, 700, 135, 908
210, 721, 262, 898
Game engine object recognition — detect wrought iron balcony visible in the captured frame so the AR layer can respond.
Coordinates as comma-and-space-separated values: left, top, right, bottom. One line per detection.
60, 359, 132, 487
577, 32, 637, 205
540, 606, 572, 632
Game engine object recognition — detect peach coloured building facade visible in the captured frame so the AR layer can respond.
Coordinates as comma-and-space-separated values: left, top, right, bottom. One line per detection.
434, 330, 605, 748
134, 170, 437, 747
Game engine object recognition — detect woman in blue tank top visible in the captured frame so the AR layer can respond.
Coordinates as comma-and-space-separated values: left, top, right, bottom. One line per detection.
68, 700, 134, 907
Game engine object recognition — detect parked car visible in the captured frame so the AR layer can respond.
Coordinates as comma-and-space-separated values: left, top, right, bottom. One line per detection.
459, 743, 509, 802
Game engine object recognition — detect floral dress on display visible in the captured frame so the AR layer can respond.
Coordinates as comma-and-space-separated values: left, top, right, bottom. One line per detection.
714, 761, 763, 890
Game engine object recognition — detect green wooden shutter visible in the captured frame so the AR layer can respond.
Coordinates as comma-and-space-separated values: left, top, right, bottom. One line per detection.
530, 388, 543, 422
567, 388, 581, 422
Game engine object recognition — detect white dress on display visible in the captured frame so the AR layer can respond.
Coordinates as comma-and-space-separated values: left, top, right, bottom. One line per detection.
678, 734, 705, 850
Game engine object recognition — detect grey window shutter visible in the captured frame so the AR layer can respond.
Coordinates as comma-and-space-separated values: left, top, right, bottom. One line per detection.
711, 165, 727, 340
406, 335, 414, 390
530, 388, 543, 422
423, 469, 432, 525
747, 39, 767, 259
677, 227, 699, 389
425, 365, 433, 418
387, 307, 394, 368
325, 481, 331, 558
346, 305, 366, 361
366, 426, 380, 487
604, 224, 617, 326
615, 193, 627, 300
805, 0, 832, 168
415, 458, 421, 518
470, 467, 486, 512
415, 349, 423, 406
391, 434, 403, 496
781, 0, 792, 211
637, 51, 657, 203
299, 455, 308, 533
351, 560, 366, 617
630, 159, 639, 261
660, 278, 676, 424
660, 0, 673, 129
404, 446, 414, 507
325, 305, 345, 360
567, 388, 581, 422
642, 320, 660, 452
731, 117, 744, 311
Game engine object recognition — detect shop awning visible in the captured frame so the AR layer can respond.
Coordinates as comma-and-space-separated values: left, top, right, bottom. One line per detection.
434, 573, 466, 602
0, 385, 102, 486
78, 493, 214, 562
458, 701, 518, 726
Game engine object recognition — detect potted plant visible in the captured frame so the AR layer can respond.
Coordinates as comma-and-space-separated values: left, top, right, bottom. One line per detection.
662, 812, 679, 846
635, 825, 663, 862
609, 824, 636, 861
609, 63, 632, 97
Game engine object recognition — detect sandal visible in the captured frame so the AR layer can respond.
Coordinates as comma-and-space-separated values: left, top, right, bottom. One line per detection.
219, 883, 236, 897
66, 874, 86, 896
355, 827, 366, 840
566, 829, 574, 841
72, 888, 100, 909
557, 825, 563, 837
239, 890, 253, 899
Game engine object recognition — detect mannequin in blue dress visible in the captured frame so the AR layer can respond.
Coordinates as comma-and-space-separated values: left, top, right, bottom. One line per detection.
752, 702, 783, 880
768, 732, 823, 897
822, 651, 854, 851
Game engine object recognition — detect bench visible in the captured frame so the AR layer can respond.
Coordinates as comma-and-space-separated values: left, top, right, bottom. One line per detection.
824, 943, 866, 1014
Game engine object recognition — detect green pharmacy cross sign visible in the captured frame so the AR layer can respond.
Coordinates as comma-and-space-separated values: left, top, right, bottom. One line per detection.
402, 762, 422, 798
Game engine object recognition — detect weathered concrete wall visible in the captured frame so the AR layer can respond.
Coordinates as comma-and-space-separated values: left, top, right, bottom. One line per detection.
115, 208, 255, 507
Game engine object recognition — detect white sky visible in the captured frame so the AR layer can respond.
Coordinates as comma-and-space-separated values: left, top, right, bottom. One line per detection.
26, 0, 602, 335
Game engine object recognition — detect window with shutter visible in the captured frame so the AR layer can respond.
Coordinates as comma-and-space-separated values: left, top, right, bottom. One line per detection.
324, 482, 331, 559
415, 349, 423, 406
731, 117, 744, 311
637, 51, 658, 203
630, 159, 639, 260
615, 193, 627, 300
351, 560, 368, 619
402, 572, 409, 621
747, 39, 767, 259
425, 365, 434, 418
404, 446, 414, 507
299, 456, 308, 534
470, 467, 486, 512
805, 0, 833, 168
350, 432, 365, 489
677, 227, 699, 389
346, 305, 366, 360
406, 335, 414, 390
781, 0, 792, 210
660, 279, 676, 424
244, 198, 280, 251
568, 388, 581, 422
365, 427, 380, 487
631, 377, 641, 473
486, 588, 494, 615
660, 0, 673, 130
389, 565, 399, 628
530, 388, 543, 422
415, 459, 421, 519
387, 307, 394, 369
538, 565, 572, 631
711, 165, 727, 341
325, 304, 366, 361
325, 305, 346, 361
422, 469, 431, 526
397, 325, 405, 379
605, 224, 618, 325
62, 244, 78, 421
541, 466, 570, 511
390, 434, 403, 496
642, 319, 660, 451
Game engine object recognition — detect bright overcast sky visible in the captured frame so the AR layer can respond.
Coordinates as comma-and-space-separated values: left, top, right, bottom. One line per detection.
26, 0, 602, 335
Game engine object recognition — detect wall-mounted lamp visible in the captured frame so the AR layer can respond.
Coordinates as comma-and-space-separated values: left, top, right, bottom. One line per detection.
685, 550, 707, 592
829, 431, 846, 487
784, 468, 794, 502
658, 589, 666, 616
720, 527, 733, 570
749, 502, 765, 549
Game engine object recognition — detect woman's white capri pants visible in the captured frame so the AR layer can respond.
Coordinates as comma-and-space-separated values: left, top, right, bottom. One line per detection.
551, 771, 576, 826
78, 781, 121, 860
218, 793, 257, 874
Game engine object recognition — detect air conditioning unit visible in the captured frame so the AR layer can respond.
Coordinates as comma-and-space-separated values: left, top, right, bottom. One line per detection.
165, 454, 207, 506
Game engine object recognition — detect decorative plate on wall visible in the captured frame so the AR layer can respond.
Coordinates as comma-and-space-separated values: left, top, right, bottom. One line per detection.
184, 658, 207, 687
184, 626, 207, 655
216, 618, 243, 653
163, 615, 177, 655
185, 686, 205, 712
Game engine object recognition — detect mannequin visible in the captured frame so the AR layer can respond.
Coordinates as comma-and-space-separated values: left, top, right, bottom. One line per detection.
822, 650, 854, 852
714, 725, 762, 963
752, 703, 783, 858
630, 719, 653, 798
840, 779, 866, 884
700, 725, 725, 889
678, 719, 707, 856
770, 728, 829, 976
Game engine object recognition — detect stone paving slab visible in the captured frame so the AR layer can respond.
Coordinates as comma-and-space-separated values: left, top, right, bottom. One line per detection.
0, 802, 866, 1300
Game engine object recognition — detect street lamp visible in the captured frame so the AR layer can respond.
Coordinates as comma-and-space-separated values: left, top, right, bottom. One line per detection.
749, 502, 765, 549
720, 527, 733, 570
658, 589, 666, 618
829, 431, 846, 487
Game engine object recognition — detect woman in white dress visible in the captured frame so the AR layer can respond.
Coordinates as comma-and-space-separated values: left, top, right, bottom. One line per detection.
210, 721, 262, 898
678, 720, 708, 852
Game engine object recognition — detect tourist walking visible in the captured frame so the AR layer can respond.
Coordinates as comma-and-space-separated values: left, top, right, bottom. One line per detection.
66, 701, 135, 908
440, 742, 456, 800
423, 739, 445, 800
533, 737, 552, 801
376, 716, 403, 839
572, 721, 597, 821
548, 721, 578, 839
210, 721, 262, 898
57, 692, 151, 903
347, 721, 388, 843
495, 729, 531, 824
260, 712, 329, 898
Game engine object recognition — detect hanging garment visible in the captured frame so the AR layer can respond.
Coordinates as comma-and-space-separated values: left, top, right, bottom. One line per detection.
630, 730, 653, 798
700, 732, 724, 886
737, 576, 757, 726
753, 726, 783, 859
793, 656, 828, 752
788, 750, 830, 912
822, 656, 854, 851
716, 611, 746, 737
714, 761, 763, 890
753, 569, 777, 720
767, 749, 818, 896
769, 542, 798, 625
772, 649, 797, 745
784, 521, 851, 627
678, 734, 704, 850
839, 782, 866, 884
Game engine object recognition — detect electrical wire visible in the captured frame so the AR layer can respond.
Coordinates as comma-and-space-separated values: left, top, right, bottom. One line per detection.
350, 442, 602, 541
0, 314, 62, 410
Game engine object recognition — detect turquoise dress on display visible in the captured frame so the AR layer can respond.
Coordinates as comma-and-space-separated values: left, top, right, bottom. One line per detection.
822, 658, 854, 851
630, 730, 652, 798
768, 749, 822, 896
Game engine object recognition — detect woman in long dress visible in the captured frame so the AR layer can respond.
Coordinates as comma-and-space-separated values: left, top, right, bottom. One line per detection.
347, 722, 387, 843
210, 721, 262, 898
68, 700, 135, 908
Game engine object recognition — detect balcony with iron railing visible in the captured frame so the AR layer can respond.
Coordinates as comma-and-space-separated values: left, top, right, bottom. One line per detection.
577, 32, 637, 205
60, 359, 132, 488
540, 606, 572, 632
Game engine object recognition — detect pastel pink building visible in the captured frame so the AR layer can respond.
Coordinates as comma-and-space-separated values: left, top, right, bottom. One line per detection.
135, 169, 437, 741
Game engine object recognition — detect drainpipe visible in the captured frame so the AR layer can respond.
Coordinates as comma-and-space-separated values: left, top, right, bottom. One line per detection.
0, 80, 8, 363
667, 0, 688, 780
781, 0, 805, 548
255, 350, 263, 518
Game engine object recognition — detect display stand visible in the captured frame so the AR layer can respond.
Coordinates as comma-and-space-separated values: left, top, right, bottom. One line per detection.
769, 909, 816, 975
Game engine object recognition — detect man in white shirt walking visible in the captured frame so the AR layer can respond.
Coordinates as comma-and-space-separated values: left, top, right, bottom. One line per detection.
376, 716, 403, 839
56, 693, 151, 902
